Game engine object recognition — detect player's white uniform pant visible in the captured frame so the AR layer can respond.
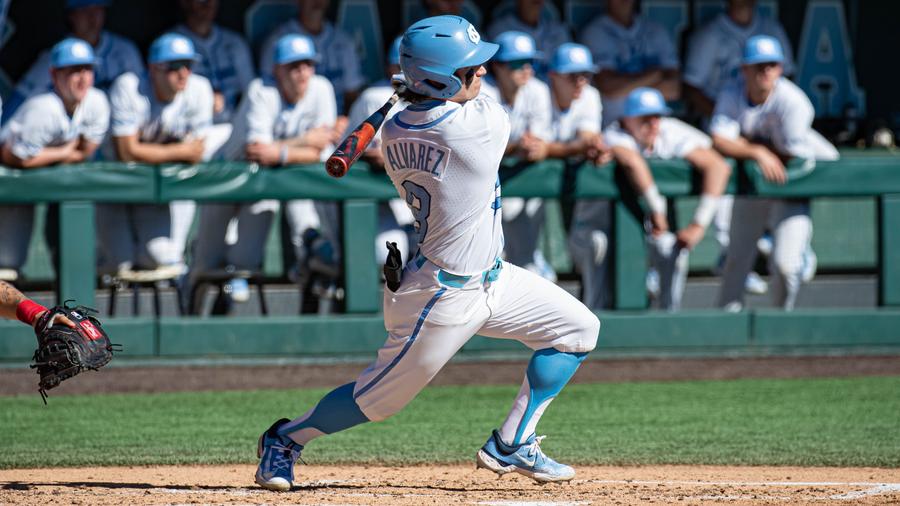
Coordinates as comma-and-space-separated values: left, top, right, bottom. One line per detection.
718, 198, 813, 310
502, 197, 553, 279
568, 199, 612, 310
647, 231, 689, 311
96, 203, 185, 271
188, 200, 278, 273
352, 256, 599, 423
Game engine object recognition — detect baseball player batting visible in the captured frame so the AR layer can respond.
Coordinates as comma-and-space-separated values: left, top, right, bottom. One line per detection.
255, 15, 600, 491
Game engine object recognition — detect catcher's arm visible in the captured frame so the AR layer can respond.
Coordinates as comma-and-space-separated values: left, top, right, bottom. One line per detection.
0, 281, 75, 329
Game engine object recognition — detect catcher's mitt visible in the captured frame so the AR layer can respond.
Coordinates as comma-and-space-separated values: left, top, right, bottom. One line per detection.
30, 302, 120, 403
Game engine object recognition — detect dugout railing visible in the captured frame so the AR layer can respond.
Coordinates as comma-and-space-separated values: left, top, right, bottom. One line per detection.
1, 151, 899, 359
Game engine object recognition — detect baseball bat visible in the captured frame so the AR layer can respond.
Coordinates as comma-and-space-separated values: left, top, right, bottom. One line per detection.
326, 93, 400, 178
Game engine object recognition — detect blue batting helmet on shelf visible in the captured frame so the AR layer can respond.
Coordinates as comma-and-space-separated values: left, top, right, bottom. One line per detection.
399, 15, 499, 99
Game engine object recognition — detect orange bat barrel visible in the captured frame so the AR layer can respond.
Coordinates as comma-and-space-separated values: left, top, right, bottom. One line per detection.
326, 94, 398, 178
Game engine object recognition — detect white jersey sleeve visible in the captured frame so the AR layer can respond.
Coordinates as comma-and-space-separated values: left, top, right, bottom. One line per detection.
244, 78, 281, 144
80, 89, 111, 145
187, 75, 215, 133
108, 73, 147, 138
656, 117, 712, 159
709, 84, 743, 140
575, 86, 602, 135
311, 76, 337, 129
603, 122, 640, 152
2, 96, 60, 159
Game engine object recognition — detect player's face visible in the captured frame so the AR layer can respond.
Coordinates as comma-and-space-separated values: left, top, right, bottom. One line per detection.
607, 0, 636, 20
743, 61, 782, 94
554, 71, 590, 101
276, 60, 316, 97
494, 60, 534, 89
152, 60, 193, 94
68, 6, 105, 43
448, 64, 487, 103
425, 0, 464, 16
52, 65, 94, 103
623, 114, 661, 147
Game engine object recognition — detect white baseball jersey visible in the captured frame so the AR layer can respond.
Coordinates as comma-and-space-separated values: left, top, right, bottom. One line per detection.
487, 14, 571, 77
381, 96, 510, 275
3, 31, 143, 121
244, 75, 336, 145
551, 84, 601, 142
604, 117, 711, 159
259, 20, 365, 111
684, 13, 794, 101
578, 15, 679, 127
107, 72, 214, 151
172, 24, 256, 124
0, 88, 109, 160
710, 77, 838, 161
480, 77, 552, 142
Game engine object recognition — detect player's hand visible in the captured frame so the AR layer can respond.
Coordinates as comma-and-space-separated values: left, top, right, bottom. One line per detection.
334, 116, 350, 139
586, 137, 613, 165
300, 126, 337, 150
32, 310, 76, 330
213, 92, 226, 115
180, 138, 206, 164
245, 142, 282, 166
752, 146, 786, 184
676, 223, 705, 250
520, 132, 548, 162
649, 212, 669, 236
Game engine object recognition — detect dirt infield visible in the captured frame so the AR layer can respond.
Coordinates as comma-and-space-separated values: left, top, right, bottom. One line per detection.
1, 464, 898, 505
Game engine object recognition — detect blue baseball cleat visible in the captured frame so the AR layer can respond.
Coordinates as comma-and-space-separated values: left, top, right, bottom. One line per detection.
476, 430, 575, 483
255, 418, 303, 491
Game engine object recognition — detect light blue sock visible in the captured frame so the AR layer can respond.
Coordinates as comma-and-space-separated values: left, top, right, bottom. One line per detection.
499, 348, 588, 446
277, 382, 370, 446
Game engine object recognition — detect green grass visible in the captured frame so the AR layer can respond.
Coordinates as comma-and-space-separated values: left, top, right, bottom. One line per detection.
1, 377, 898, 469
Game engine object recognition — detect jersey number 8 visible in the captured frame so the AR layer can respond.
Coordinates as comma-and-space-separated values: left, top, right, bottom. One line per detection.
402, 180, 431, 245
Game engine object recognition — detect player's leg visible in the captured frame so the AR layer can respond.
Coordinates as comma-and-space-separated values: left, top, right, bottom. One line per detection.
646, 231, 689, 311
717, 198, 770, 310
768, 200, 813, 310
257, 266, 490, 490
476, 262, 599, 482
568, 199, 612, 310
133, 204, 175, 269
169, 200, 196, 269
95, 204, 135, 274
230, 200, 278, 270
184, 203, 236, 314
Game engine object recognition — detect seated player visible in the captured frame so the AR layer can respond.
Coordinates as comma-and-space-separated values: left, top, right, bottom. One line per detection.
0, 38, 109, 279
487, 0, 571, 78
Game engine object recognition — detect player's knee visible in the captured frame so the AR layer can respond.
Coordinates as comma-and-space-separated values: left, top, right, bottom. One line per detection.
572, 308, 600, 353
772, 253, 802, 280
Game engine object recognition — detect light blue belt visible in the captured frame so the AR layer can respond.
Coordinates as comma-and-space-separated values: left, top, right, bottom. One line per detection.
412, 252, 502, 288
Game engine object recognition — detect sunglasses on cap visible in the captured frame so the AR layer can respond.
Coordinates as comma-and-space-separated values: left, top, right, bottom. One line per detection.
504, 59, 532, 70
165, 60, 194, 72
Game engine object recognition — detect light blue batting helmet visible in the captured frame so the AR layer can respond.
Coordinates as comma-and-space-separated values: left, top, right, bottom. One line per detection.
387, 36, 402, 66
493, 31, 541, 62
548, 43, 597, 74
274, 34, 320, 64
742, 35, 785, 65
623, 87, 671, 118
149, 33, 200, 64
399, 15, 499, 99
50, 38, 97, 68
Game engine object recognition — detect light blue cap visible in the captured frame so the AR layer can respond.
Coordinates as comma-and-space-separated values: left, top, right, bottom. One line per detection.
149, 33, 200, 64
742, 35, 785, 65
66, 0, 110, 9
274, 34, 319, 65
387, 36, 402, 66
50, 38, 97, 68
623, 87, 671, 118
493, 31, 541, 62
548, 43, 597, 74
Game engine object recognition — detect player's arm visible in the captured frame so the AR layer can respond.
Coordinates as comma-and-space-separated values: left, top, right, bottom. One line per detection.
547, 131, 606, 160
1, 140, 80, 168
712, 134, 785, 184
611, 144, 668, 233
677, 147, 731, 249
114, 134, 204, 164
0, 281, 74, 329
